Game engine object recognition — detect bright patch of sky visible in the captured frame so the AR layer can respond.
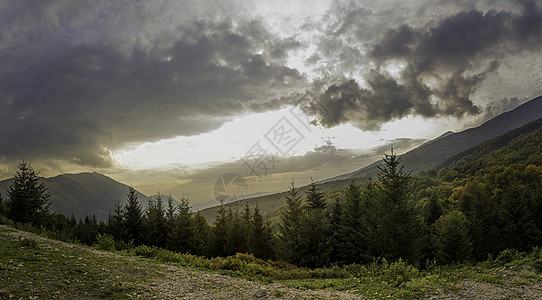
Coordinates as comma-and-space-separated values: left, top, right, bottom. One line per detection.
114, 107, 447, 171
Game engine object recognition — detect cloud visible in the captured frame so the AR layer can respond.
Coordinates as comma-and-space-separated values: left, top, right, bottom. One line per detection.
0, 3, 306, 167
299, 0, 542, 130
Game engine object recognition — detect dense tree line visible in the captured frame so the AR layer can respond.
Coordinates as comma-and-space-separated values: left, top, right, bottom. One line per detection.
2, 149, 542, 269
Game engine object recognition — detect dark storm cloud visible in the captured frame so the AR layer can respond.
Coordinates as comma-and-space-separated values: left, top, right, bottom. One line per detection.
302, 0, 542, 130
0, 5, 305, 167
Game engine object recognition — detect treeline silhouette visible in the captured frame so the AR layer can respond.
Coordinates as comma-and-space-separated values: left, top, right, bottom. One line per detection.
1, 148, 542, 269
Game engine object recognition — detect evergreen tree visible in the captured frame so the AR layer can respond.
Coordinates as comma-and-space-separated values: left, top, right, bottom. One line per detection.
329, 195, 342, 264
210, 204, 230, 257
249, 206, 274, 259
73, 215, 100, 245
142, 194, 167, 247
224, 209, 249, 255
336, 182, 372, 264
372, 150, 423, 264
0, 192, 7, 216
7, 161, 50, 226
298, 208, 332, 267
191, 212, 211, 256
497, 184, 540, 252
432, 211, 472, 264
458, 181, 501, 260
305, 178, 325, 210
278, 181, 303, 264
124, 186, 143, 244
298, 182, 331, 267
107, 201, 127, 242
168, 196, 193, 253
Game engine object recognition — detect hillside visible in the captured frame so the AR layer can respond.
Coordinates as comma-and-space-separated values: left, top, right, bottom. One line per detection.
437, 117, 542, 173
3, 224, 542, 299
0, 225, 354, 299
0, 172, 151, 220
198, 178, 362, 224
329, 95, 542, 180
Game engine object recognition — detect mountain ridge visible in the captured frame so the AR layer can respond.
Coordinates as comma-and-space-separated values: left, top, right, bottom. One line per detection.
0, 172, 151, 220
331, 95, 542, 180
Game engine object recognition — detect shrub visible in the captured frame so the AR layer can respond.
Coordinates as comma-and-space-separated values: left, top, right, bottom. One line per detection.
0, 215, 14, 226
495, 249, 521, 264
134, 245, 160, 258
381, 258, 420, 286
530, 247, 542, 260
95, 233, 116, 251
533, 260, 542, 273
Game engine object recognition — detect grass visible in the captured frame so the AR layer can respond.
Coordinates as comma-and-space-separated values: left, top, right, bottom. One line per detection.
0, 226, 152, 299
124, 244, 542, 299
3, 223, 542, 299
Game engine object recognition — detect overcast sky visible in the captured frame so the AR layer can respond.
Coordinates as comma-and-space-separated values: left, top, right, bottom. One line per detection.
1, 0, 541, 204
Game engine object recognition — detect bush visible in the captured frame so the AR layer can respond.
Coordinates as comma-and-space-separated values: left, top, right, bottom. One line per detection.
533, 260, 542, 273
495, 249, 521, 264
134, 245, 160, 258
530, 247, 542, 260
95, 233, 116, 251
0, 215, 14, 226
381, 258, 420, 286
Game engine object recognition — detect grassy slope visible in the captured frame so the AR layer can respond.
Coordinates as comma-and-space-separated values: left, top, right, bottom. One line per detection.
2, 224, 542, 299
437, 117, 542, 172
199, 177, 363, 224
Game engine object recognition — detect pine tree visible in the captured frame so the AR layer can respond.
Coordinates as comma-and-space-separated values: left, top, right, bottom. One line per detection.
191, 212, 211, 256
329, 195, 342, 263
107, 201, 127, 242
168, 196, 193, 253
298, 181, 331, 267
298, 208, 332, 267
0, 192, 7, 216
249, 206, 274, 259
225, 209, 248, 255
305, 178, 326, 210
278, 181, 303, 264
142, 194, 167, 247
373, 149, 423, 264
336, 182, 372, 264
124, 186, 143, 245
210, 203, 230, 257
73, 215, 100, 245
7, 161, 50, 226
497, 184, 540, 252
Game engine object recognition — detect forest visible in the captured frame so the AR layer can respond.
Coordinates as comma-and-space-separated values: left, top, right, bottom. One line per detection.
1, 126, 542, 271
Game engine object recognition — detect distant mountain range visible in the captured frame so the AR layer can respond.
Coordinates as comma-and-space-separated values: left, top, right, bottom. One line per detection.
199, 95, 542, 223
0, 172, 152, 220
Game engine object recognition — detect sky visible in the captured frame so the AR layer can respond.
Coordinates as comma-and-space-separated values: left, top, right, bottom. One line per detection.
1, 0, 541, 205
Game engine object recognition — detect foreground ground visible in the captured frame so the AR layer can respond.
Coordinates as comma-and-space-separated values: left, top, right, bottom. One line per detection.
1, 225, 542, 299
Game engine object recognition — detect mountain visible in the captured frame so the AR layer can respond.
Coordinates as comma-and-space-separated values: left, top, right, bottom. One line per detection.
437, 117, 542, 172
0, 172, 151, 220
327, 95, 542, 180
199, 95, 542, 222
